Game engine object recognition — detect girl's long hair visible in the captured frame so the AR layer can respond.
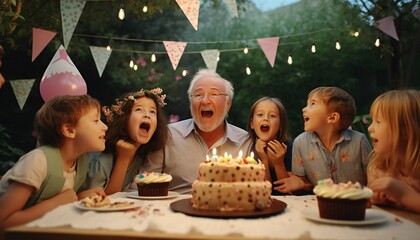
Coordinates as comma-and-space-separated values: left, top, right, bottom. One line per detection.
368, 89, 420, 179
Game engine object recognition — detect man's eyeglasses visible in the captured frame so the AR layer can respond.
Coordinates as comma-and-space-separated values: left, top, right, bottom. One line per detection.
190, 93, 228, 101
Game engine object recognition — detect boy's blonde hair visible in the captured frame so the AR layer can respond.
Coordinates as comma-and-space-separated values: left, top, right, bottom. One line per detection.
308, 87, 356, 130
368, 89, 420, 178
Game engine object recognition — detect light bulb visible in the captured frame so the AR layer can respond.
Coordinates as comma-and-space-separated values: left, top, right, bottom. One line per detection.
287, 54, 293, 65
118, 8, 125, 20
151, 53, 156, 62
217, 56, 220, 62
335, 41, 341, 50
354, 31, 359, 37
182, 69, 187, 76
375, 38, 380, 47
106, 45, 111, 51
244, 47, 248, 54
129, 60, 134, 68
246, 66, 251, 75
142, 5, 148, 13
311, 44, 316, 53
133, 64, 138, 71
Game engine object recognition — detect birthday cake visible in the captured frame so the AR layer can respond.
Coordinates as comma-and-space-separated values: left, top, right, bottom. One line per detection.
191, 152, 272, 211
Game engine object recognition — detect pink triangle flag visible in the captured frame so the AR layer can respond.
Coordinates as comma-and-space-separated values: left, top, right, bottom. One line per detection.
224, 0, 238, 17
89, 46, 112, 77
32, 28, 57, 62
175, 0, 200, 30
201, 49, 219, 71
375, 16, 399, 41
257, 37, 279, 68
61, 0, 86, 49
10, 79, 35, 110
163, 41, 187, 70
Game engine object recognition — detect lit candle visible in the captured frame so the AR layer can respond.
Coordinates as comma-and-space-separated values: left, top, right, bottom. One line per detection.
224, 152, 228, 158
250, 151, 254, 158
206, 154, 209, 161
238, 150, 243, 158
212, 148, 217, 156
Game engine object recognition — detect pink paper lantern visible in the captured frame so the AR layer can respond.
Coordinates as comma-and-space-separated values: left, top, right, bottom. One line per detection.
40, 45, 87, 102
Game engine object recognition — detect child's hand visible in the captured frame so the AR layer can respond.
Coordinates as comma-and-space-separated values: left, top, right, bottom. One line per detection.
368, 177, 412, 205
274, 172, 305, 194
116, 139, 141, 162
53, 189, 78, 205
77, 187, 106, 200
266, 140, 287, 166
255, 139, 268, 161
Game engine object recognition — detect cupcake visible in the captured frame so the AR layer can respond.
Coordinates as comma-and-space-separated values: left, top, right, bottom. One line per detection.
134, 172, 172, 196
313, 178, 372, 221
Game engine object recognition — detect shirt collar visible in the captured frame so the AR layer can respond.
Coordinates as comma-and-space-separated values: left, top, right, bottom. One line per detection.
182, 119, 243, 144
310, 128, 351, 144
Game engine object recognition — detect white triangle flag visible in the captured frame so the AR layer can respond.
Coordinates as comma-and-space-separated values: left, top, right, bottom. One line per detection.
10, 79, 35, 110
201, 49, 220, 71
163, 41, 187, 70
175, 0, 200, 30
89, 46, 112, 77
257, 37, 280, 68
61, 0, 86, 49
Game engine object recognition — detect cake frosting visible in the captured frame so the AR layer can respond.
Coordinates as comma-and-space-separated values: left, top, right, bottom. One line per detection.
134, 172, 172, 184
313, 178, 372, 200
192, 153, 272, 211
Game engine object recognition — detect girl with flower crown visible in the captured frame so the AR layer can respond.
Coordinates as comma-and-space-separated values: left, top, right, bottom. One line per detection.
367, 89, 420, 213
84, 88, 169, 195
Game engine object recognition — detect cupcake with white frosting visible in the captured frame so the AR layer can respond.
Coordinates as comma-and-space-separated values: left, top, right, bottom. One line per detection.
134, 172, 172, 196
313, 178, 372, 220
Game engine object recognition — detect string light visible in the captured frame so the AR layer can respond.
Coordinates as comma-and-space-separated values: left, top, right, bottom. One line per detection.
151, 53, 156, 62
106, 39, 111, 51
217, 56, 220, 61
182, 69, 187, 76
287, 54, 293, 65
374, 38, 380, 47
354, 31, 359, 37
133, 64, 138, 71
335, 40, 341, 50
246, 66, 251, 75
129, 59, 134, 68
118, 0, 125, 21
311, 43, 316, 53
243, 46, 248, 54
142, 5, 148, 13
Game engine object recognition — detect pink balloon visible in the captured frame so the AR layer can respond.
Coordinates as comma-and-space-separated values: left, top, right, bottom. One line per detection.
40, 45, 87, 102
40, 72, 87, 102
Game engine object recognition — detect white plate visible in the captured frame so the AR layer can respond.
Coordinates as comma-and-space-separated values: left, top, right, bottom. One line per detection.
75, 198, 142, 212
126, 191, 180, 200
301, 208, 389, 226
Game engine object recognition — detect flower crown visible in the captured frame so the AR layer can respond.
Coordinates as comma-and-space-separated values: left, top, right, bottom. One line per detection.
102, 87, 166, 123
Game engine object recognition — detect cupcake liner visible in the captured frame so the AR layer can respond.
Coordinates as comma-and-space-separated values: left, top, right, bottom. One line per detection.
137, 182, 170, 196
316, 196, 368, 220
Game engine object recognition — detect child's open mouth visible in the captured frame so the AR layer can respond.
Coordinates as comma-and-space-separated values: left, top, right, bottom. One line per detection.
260, 125, 270, 132
139, 122, 150, 135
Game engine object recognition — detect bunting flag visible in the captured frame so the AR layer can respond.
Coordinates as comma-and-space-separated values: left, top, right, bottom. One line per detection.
60, 0, 86, 49
89, 46, 112, 77
163, 41, 187, 70
375, 16, 399, 41
10, 79, 35, 110
224, 0, 238, 17
413, 6, 420, 20
175, 0, 200, 30
257, 37, 280, 67
32, 28, 57, 62
201, 49, 220, 71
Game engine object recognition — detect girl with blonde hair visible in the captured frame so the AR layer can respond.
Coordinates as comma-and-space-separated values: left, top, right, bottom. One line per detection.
368, 89, 420, 213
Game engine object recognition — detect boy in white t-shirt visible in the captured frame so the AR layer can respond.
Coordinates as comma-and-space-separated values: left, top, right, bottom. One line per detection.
0, 95, 108, 230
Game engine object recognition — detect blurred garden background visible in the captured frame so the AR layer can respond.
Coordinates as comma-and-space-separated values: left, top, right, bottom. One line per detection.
0, 0, 419, 174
